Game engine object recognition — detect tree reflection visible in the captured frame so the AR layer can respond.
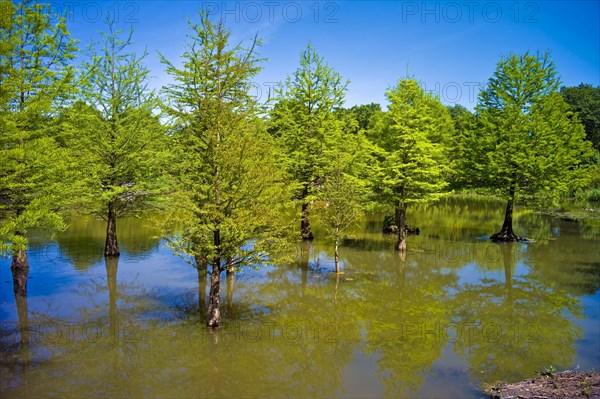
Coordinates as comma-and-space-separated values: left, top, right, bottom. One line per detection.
55, 215, 161, 270
453, 243, 584, 384
346, 246, 458, 398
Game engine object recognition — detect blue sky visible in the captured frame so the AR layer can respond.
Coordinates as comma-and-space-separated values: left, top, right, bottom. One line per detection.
50, 0, 599, 109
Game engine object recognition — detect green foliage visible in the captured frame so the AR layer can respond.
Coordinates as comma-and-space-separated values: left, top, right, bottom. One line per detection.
0, 0, 77, 254
476, 51, 593, 204
446, 105, 488, 189
269, 44, 350, 236
335, 103, 382, 134
312, 128, 371, 270
368, 78, 453, 207
63, 19, 166, 220
160, 13, 294, 269
561, 83, 600, 151
587, 188, 600, 202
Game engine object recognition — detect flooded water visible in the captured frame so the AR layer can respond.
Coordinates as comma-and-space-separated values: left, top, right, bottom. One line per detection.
1, 197, 599, 398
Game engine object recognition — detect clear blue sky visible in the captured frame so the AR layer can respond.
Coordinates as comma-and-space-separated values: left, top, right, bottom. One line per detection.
50, 0, 599, 109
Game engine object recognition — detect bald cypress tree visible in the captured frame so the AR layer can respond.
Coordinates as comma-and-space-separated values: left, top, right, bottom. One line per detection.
477, 52, 592, 241
269, 45, 348, 240
161, 14, 292, 327
64, 19, 166, 257
0, 0, 77, 290
368, 78, 453, 251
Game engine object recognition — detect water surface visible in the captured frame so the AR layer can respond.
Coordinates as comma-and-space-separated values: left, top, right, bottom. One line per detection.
1, 197, 599, 398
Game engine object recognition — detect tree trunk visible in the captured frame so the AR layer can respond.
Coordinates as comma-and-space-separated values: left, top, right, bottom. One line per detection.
196, 256, 208, 318
491, 191, 520, 242
11, 247, 29, 298
105, 202, 120, 257
301, 201, 314, 240
207, 230, 222, 328
11, 245, 29, 349
334, 238, 340, 273
395, 203, 407, 252
226, 271, 234, 312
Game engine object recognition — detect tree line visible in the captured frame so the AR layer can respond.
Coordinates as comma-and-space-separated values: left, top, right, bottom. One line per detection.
1, 1, 597, 326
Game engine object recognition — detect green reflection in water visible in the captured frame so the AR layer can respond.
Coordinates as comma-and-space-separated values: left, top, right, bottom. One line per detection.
55, 214, 162, 269
1, 197, 598, 398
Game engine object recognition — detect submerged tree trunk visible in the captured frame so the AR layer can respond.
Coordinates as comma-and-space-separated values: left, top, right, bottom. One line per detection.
491, 189, 520, 242
334, 238, 341, 273
207, 230, 222, 328
196, 256, 208, 318
395, 203, 407, 252
301, 201, 314, 240
11, 244, 29, 349
105, 201, 120, 257
11, 246, 29, 298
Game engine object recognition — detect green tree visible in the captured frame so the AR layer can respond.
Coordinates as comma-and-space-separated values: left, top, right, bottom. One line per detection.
161, 14, 293, 327
313, 130, 369, 273
561, 83, 600, 151
476, 51, 592, 241
0, 0, 77, 288
349, 103, 382, 132
269, 44, 348, 240
64, 20, 165, 257
368, 78, 453, 251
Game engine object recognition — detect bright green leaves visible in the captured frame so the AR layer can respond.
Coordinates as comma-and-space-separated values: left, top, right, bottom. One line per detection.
270, 44, 349, 202
67, 18, 166, 221
0, 0, 77, 114
368, 78, 453, 207
479, 50, 559, 114
161, 14, 293, 268
476, 52, 592, 204
0, 0, 77, 256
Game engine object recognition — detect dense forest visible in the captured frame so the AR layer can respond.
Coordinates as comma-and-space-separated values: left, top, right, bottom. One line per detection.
1, 1, 598, 327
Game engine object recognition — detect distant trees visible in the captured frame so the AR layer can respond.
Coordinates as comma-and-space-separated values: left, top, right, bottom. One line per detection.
474, 52, 592, 241
161, 14, 292, 327
368, 78, 453, 251
561, 84, 600, 151
0, 0, 77, 288
65, 19, 166, 257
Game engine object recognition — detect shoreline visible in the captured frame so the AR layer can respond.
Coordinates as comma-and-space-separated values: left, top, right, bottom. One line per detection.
484, 370, 600, 399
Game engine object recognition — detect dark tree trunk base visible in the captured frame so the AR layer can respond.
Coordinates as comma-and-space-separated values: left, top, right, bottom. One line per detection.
11, 249, 29, 297
301, 202, 314, 241
491, 196, 527, 242
490, 230, 523, 242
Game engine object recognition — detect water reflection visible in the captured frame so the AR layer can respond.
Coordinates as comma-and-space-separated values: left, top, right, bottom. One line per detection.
452, 242, 583, 384
55, 215, 162, 270
0, 198, 598, 398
